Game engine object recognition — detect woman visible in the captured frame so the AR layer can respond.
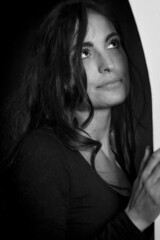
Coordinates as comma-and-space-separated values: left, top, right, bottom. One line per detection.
1, 0, 159, 239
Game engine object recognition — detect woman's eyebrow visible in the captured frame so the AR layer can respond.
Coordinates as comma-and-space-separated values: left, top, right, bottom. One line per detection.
82, 42, 93, 48
105, 32, 120, 42
82, 32, 120, 48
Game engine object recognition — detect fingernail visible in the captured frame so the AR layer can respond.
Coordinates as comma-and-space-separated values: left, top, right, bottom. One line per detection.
146, 145, 151, 151
146, 145, 153, 153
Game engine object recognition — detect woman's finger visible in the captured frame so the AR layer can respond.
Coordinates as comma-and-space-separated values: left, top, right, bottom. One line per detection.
142, 148, 160, 178
138, 146, 151, 176
148, 162, 160, 184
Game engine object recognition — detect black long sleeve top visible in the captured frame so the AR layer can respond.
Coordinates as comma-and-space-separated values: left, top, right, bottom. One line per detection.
2, 128, 153, 240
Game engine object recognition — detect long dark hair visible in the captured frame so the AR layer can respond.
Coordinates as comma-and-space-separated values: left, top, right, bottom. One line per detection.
1, 0, 137, 181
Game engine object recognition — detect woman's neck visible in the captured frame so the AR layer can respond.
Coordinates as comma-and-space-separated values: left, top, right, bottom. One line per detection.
76, 108, 112, 156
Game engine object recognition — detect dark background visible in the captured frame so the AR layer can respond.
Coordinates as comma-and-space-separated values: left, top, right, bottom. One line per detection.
2, 0, 60, 103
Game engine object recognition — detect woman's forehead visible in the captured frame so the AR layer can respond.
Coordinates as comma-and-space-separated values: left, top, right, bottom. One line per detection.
83, 11, 116, 43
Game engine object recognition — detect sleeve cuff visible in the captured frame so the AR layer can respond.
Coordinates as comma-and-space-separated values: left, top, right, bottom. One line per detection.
118, 211, 154, 240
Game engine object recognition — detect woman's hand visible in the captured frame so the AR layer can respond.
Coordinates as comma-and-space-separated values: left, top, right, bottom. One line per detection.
125, 146, 160, 231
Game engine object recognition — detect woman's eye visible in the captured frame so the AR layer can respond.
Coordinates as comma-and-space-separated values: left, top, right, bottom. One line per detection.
81, 48, 91, 59
108, 38, 121, 49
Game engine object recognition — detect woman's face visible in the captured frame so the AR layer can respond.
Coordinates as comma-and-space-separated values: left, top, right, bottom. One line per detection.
81, 11, 130, 109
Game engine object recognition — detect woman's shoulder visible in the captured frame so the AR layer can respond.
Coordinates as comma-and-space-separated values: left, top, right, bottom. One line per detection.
20, 127, 64, 150
12, 128, 72, 174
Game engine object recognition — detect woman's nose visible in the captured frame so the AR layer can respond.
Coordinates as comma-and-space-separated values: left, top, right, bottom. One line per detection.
97, 52, 114, 73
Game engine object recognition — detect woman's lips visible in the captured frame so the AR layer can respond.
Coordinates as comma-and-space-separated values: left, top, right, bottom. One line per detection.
97, 79, 122, 89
